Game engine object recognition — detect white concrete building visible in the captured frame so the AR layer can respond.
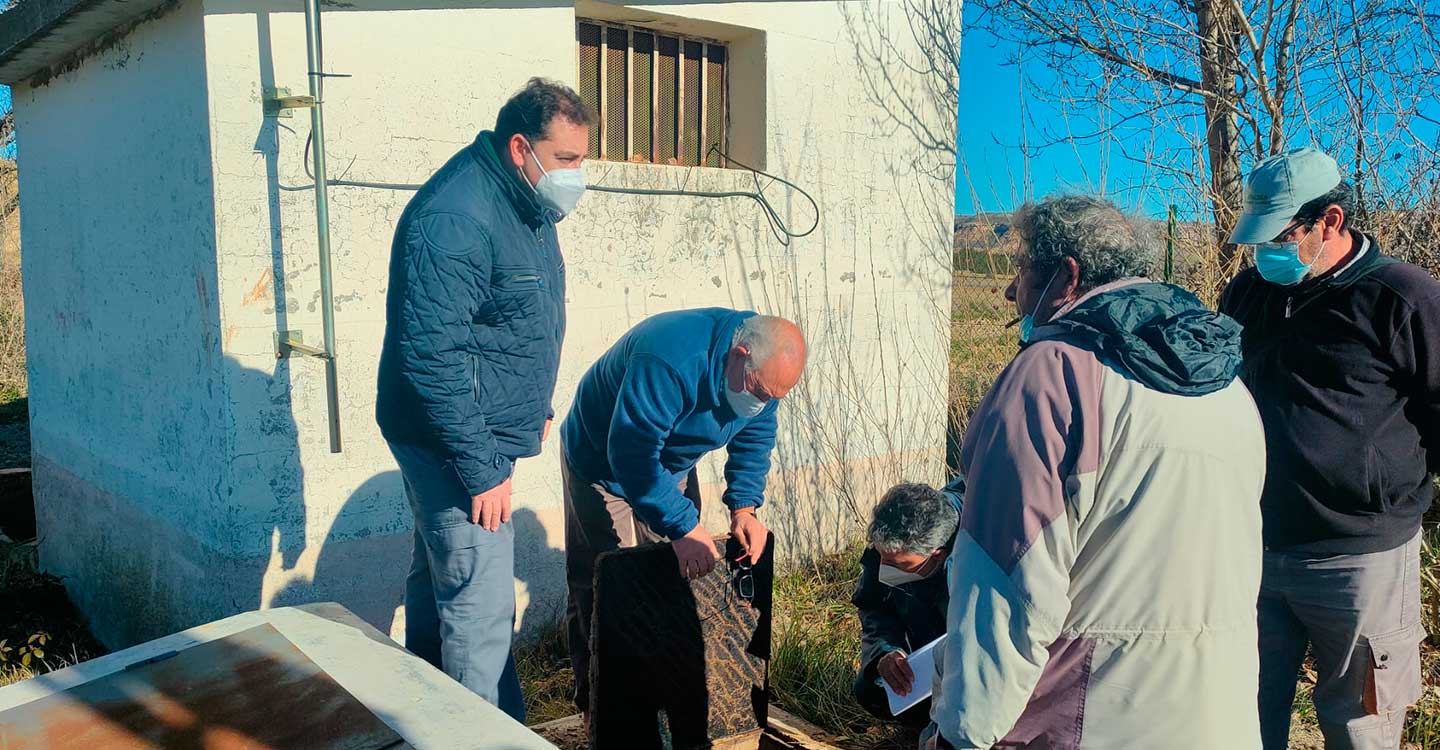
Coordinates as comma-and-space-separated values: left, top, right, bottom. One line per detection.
0, 0, 955, 647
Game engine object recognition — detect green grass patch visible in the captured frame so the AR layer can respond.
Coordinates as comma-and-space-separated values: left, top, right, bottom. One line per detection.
769, 543, 914, 749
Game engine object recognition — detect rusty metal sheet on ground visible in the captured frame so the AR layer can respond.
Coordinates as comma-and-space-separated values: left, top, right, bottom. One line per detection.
0, 623, 406, 750
591, 533, 774, 750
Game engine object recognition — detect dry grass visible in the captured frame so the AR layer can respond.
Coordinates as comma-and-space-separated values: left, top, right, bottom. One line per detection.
0, 158, 23, 433
0, 226, 21, 406
0, 239, 25, 470
515, 618, 579, 726
0, 216, 27, 469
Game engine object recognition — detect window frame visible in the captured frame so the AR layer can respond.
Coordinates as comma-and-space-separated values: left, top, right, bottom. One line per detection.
576, 18, 731, 168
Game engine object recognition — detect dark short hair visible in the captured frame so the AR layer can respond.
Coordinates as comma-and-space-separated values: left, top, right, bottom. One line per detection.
495, 77, 593, 145
867, 483, 957, 556
1293, 180, 1357, 231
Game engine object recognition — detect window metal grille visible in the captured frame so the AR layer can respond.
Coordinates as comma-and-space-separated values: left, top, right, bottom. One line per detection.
577, 19, 730, 167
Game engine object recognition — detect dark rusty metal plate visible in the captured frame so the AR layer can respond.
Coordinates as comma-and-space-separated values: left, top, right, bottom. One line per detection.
0, 623, 405, 749
591, 533, 774, 750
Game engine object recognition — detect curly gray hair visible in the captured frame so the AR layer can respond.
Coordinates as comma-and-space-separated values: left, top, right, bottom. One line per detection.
868, 483, 958, 556
1011, 195, 1158, 287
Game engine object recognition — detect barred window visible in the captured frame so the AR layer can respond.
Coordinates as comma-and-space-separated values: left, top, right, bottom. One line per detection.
577, 19, 729, 168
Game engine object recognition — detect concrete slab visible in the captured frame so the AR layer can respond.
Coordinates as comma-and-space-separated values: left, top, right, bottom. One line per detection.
0, 603, 557, 750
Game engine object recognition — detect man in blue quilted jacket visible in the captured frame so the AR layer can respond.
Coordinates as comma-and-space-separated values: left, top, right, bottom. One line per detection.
375, 78, 590, 720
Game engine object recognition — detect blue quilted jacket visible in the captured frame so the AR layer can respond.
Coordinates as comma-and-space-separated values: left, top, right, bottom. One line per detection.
376, 131, 567, 496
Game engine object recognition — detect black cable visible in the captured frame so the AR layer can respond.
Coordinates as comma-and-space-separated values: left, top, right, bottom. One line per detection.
284, 131, 820, 246
586, 145, 821, 246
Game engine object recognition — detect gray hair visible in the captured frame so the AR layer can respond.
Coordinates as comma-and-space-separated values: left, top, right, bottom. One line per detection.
868, 483, 958, 556
1011, 195, 1158, 287
732, 315, 800, 370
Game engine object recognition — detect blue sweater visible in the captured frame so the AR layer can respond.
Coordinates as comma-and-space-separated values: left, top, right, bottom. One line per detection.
561, 308, 779, 539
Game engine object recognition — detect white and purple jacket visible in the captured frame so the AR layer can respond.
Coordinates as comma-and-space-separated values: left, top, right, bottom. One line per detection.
930, 279, 1267, 750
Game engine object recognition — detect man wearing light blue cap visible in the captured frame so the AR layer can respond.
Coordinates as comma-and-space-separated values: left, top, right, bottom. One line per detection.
1221, 148, 1439, 749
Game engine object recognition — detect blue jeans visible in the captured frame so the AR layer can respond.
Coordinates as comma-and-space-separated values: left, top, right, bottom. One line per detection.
389, 441, 525, 722
1257, 532, 1425, 750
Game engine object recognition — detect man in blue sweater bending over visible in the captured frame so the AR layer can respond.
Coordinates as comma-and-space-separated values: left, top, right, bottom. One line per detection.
560, 308, 807, 714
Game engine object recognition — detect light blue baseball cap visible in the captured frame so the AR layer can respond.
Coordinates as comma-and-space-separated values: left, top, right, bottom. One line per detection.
1229, 148, 1343, 244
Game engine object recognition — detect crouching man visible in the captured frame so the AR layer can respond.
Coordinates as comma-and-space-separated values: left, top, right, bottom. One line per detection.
851, 477, 964, 727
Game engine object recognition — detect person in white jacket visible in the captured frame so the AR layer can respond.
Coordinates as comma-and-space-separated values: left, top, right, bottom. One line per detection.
923, 196, 1268, 750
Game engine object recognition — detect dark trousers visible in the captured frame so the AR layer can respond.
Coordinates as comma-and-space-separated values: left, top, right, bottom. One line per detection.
562, 452, 703, 713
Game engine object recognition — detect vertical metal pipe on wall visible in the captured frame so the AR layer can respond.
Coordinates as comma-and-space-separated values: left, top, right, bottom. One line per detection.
303, 0, 342, 453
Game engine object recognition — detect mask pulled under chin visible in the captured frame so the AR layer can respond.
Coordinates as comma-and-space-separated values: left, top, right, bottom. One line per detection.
1019, 265, 1064, 344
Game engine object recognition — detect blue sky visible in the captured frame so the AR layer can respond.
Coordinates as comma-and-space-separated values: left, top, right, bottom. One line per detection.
955, 14, 1440, 223
0, 86, 10, 160
955, 24, 1195, 221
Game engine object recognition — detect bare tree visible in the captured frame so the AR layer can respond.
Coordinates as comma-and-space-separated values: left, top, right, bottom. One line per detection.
967, 0, 1440, 294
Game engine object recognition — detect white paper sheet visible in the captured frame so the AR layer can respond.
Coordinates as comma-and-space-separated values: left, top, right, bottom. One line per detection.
883, 633, 946, 716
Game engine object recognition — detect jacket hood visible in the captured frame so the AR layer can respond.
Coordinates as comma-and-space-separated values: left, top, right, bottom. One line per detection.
1030, 279, 1243, 396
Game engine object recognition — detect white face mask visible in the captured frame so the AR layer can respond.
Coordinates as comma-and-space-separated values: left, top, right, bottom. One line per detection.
878, 555, 947, 588
725, 386, 767, 418
525, 144, 587, 217
878, 564, 928, 587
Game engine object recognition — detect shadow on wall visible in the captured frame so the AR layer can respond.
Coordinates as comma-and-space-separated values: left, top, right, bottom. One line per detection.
239, 10, 413, 637
229, 16, 571, 642
267, 471, 411, 635
510, 506, 569, 632
228, 352, 572, 642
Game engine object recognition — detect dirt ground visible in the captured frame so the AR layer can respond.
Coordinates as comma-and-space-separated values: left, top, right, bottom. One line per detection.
533, 717, 588, 750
